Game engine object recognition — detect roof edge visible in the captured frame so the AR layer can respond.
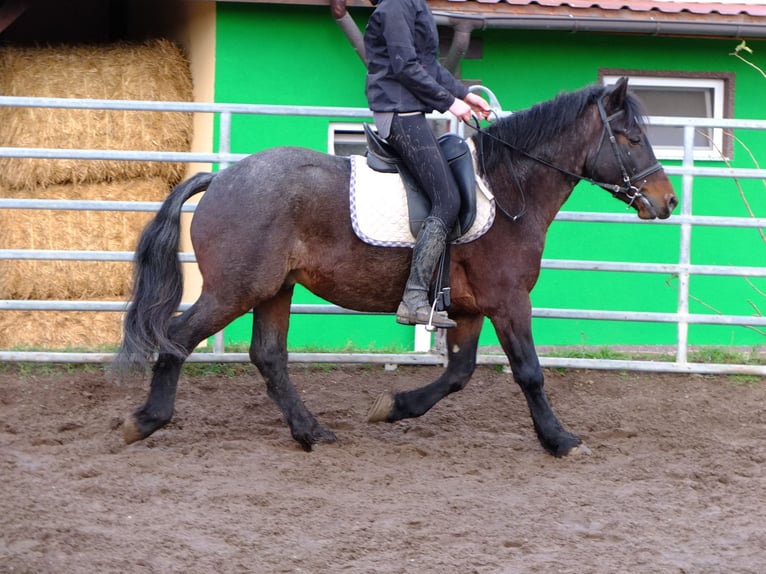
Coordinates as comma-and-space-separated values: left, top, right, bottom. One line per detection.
433, 11, 766, 38
214, 0, 766, 38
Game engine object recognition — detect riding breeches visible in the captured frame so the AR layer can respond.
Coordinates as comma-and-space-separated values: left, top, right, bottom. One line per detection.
385, 112, 461, 231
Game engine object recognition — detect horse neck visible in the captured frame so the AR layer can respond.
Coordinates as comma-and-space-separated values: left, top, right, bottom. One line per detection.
479, 106, 602, 227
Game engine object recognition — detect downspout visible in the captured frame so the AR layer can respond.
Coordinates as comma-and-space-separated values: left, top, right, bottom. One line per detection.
0, 0, 29, 35
330, 0, 366, 66
442, 18, 484, 75
329, 0, 485, 74
330, 1, 766, 59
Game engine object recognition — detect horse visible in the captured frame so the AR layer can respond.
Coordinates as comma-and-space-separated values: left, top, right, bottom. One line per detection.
117, 77, 677, 456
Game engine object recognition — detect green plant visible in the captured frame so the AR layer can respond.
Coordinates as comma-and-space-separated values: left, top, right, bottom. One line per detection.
688, 346, 765, 365
182, 362, 256, 377
729, 374, 762, 385
1, 362, 105, 377
731, 41, 766, 80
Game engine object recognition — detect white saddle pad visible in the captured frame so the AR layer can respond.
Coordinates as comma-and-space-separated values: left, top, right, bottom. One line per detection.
348, 144, 496, 248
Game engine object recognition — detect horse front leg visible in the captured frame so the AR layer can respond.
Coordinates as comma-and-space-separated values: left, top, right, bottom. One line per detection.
251, 288, 336, 451
368, 314, 484, 422
491, 305, 585, 457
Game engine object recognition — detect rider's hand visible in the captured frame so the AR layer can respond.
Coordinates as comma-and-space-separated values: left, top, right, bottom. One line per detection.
465, 93, 492, 120
449, 94, 492, 124
448, 98, 473, 123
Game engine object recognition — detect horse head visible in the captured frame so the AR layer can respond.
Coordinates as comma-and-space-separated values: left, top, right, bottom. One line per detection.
586, 77, 678, 220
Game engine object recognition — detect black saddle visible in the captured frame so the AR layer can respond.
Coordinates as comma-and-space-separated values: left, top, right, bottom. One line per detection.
363, 123, 476, 241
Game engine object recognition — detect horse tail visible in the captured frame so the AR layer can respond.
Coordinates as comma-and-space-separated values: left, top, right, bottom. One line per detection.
116, 171, 215, 372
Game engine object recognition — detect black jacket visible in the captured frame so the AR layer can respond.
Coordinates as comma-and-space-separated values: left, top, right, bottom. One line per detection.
364, 0, 468, 113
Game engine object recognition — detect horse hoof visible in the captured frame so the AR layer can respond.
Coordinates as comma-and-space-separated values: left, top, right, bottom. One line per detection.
123, 415, 144, 445
314, 425, 338, 444
367, 393, 395, 423
292, 422, 338, 452
567, 442, 592, 457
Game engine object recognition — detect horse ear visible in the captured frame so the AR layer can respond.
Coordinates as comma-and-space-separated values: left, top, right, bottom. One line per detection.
605, 77, 629, 111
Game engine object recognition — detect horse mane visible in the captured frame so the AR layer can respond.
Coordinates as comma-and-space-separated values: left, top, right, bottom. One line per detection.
476, 83, 647, 176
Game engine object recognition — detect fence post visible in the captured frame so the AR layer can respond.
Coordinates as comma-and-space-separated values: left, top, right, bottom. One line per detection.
211, 111, 233, 355
675, 125, 696, 367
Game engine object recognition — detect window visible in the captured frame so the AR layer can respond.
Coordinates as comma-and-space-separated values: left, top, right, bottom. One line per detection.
328, 118, 455, 156
328, 123, 369, 157
601, 71, 734, 160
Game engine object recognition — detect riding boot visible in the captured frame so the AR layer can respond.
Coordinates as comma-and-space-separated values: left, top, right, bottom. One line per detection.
396, 216, 457, 329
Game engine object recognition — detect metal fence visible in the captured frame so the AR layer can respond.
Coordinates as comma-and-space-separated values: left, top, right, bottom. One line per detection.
1, 95, 765, 375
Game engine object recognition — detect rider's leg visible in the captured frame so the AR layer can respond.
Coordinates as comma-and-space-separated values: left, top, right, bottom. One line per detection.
386, 113, 460, 328
396, 215, 455, 328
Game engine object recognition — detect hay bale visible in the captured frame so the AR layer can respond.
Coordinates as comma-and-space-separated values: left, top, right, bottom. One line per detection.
0, 39, 193, 189
0, 178, 171, 299
0, 307, 123, 349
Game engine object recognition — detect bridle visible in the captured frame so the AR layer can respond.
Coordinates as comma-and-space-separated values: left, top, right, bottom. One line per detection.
473, 96, 663, 219
589, 97, 663, 207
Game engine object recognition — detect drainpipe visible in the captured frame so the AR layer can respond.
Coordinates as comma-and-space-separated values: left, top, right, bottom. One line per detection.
331, 0, 766, 64
0, 0, 29, 35
329, 0, 485, 74
442, 17, 484, 75
330, 0, 366, 66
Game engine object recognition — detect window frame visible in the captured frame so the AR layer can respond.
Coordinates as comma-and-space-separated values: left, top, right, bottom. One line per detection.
328, 122, 369, 157
599, 70, 735, 161
328, 117, 455, 156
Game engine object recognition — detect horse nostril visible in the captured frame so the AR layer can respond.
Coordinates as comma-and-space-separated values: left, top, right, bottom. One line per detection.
666, 194, 679, 211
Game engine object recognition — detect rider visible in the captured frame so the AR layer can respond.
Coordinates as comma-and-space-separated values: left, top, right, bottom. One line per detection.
364, 0, 491, 329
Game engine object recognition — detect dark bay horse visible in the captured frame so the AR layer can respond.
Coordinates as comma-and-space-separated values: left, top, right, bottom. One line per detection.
118, 78, 677, 456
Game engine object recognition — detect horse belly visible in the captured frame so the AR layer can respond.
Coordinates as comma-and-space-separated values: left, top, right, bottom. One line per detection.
291, 241, 411, 313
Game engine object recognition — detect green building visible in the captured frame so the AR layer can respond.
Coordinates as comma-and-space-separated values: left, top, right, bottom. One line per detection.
2, 0, 764, 355
210, 1, 766, 353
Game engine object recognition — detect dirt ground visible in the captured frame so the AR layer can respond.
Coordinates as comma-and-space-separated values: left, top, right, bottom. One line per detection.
1, 363, 765, 574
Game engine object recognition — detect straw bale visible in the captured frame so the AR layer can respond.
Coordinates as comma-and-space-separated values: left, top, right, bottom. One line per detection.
0, 178, 171, 299
0, 39, 193, 189
0, 306, 123, 349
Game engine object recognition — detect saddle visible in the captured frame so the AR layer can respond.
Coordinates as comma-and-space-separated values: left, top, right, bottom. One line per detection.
363, 124, 478, 313
363, 123, 477, 242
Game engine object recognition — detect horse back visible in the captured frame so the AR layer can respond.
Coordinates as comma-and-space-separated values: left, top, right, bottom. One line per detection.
191, 147, 351, 239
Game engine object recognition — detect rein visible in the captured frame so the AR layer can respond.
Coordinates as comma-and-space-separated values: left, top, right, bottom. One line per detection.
472, 97, 663, 220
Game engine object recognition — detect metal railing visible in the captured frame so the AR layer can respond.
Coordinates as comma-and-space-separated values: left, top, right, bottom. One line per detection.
1, 96, 765, 374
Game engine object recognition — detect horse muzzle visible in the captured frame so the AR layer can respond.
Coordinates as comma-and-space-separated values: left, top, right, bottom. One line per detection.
634, 174, 677, 220
633, 191, 677, 220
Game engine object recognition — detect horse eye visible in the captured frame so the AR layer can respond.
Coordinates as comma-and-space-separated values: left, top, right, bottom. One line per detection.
627, 134, 642, 146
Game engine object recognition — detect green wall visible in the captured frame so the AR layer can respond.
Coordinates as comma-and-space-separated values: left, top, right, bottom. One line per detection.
213, 2, 766, 351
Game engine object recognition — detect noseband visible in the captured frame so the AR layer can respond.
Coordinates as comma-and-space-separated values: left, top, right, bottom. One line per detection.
590, 97, 663, 207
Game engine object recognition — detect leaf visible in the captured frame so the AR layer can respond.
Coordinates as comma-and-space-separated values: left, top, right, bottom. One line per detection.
735, 40, 754, 55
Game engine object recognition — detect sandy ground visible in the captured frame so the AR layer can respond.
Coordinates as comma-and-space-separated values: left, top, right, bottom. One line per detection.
1, 363, 765, 573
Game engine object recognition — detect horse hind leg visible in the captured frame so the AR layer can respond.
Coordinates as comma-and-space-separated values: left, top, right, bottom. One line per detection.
250, 287, 336, 451
123, 351, 184, 444
123, 293, 243, 444
368, 314, 484, 422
